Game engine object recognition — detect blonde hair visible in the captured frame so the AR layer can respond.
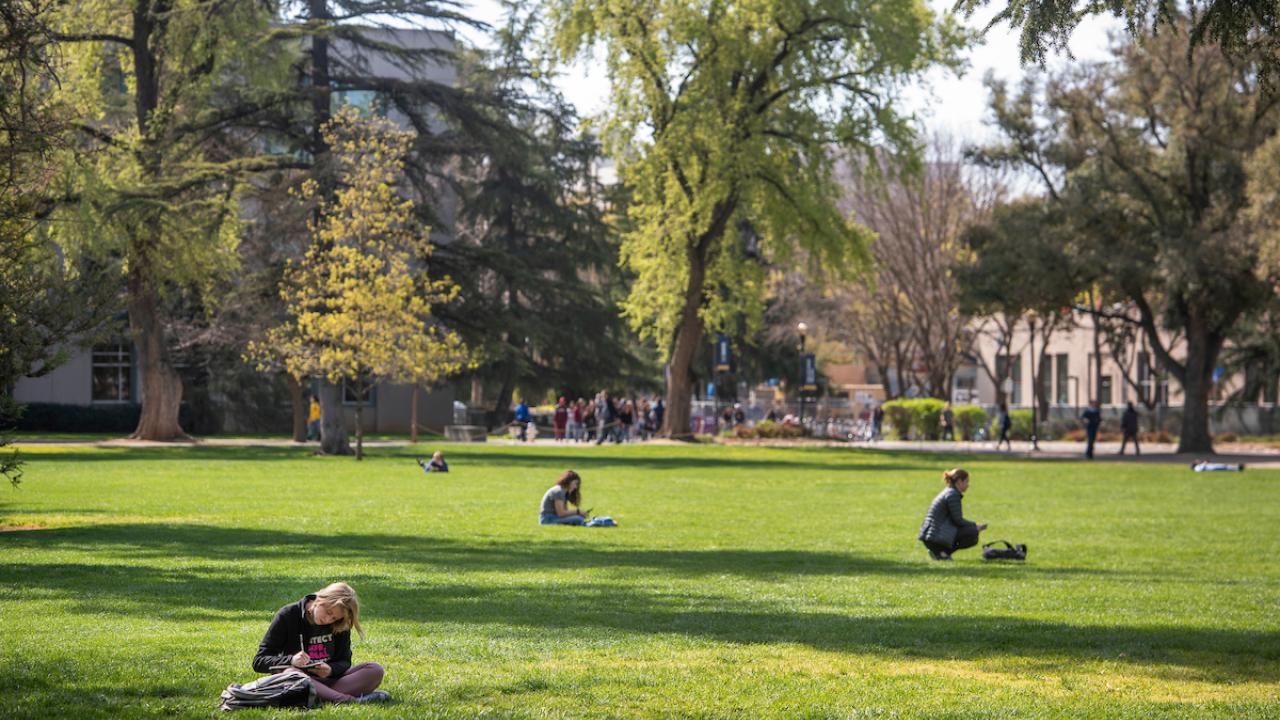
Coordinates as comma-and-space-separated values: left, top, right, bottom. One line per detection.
313, 582, 364, 639
943, 468, 969, 486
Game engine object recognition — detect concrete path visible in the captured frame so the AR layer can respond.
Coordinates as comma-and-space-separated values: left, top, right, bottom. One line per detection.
13, 435, 1280, 468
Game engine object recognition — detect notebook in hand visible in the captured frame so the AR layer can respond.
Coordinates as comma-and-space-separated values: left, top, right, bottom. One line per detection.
269, 660, 322, 672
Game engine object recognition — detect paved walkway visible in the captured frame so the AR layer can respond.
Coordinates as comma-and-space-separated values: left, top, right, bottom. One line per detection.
14, 435, 1280, 468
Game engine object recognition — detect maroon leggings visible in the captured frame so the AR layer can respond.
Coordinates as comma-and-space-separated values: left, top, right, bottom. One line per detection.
306, 662, 385, 703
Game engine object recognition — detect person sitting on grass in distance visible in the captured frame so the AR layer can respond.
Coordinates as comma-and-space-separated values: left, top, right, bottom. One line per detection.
416, 451, 448, 473
539, 469, 591, 526
252, 582, 389, 704
1190, 459, 1245, 472
918, 468, 988, 561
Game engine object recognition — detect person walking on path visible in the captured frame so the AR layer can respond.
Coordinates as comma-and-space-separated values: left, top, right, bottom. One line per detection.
939, 402, 956, 441
514, 399, 532, 442
918, 468, 987, 561
306, 395, 321, 441
1081, 399, 1102, 459
1119, 402, 1140, 456
553, 397, 569, 442
995, 403, 1012, 451
252, 582, 389, 704
872, 404, 884, 441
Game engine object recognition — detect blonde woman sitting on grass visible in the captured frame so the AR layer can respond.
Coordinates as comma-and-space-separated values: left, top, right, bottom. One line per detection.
252, 582, 389, 704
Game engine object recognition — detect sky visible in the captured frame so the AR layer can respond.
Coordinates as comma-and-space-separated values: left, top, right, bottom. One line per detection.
458, 1, 1122, 145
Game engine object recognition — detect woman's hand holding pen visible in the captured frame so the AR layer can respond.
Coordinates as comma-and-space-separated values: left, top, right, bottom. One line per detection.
291, 650, 311, 668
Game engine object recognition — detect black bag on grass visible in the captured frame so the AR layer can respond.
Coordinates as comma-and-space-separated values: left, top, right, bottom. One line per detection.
218, 671, 317, 711
982, 540, 1027, 561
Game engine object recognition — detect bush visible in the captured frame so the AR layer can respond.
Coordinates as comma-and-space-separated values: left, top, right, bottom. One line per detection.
952, 406, 988, 440
1216, 432, 1239, 443
752, 420, 806, 439
882, 398, 945, 440
16, 402, 143, 433
990, 409, 1034, 440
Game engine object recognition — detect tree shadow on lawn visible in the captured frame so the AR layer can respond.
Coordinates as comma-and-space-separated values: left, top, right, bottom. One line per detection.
2, 552, 1272, 684
1, 523, 1134, 581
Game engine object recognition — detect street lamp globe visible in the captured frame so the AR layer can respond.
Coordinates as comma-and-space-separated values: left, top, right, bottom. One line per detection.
797, 321, 808, 334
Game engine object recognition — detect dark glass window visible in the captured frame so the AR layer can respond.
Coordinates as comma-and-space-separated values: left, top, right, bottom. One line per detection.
91, 343, 132, 403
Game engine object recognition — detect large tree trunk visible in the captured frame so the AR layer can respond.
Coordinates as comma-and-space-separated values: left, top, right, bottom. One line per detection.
286, 374, 307, 442
662, 250, 710, 440
410, 383, 419, 444
1176, 323, 1220, 454
127, 274, 186, 441
318, 380, 351, 455
354, 380, 364, 460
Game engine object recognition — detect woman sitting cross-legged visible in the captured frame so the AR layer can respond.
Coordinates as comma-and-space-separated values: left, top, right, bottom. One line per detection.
918, 468, 987, 561
539, 469, 591, 525
252, 581, 389, 704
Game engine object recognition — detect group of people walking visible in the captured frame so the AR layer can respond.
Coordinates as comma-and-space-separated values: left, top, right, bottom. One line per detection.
513, 393, 666, 443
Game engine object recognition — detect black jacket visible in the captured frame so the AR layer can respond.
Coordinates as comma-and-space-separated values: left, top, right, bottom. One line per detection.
918, 486, 976, 548
253, 595, 352, 677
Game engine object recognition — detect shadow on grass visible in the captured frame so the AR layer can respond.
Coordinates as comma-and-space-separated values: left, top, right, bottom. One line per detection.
1, 523, 1125, 580
5, 523, 1272, 682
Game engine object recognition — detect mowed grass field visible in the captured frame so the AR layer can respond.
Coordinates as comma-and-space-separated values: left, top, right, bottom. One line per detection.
1, 443, 1277, 719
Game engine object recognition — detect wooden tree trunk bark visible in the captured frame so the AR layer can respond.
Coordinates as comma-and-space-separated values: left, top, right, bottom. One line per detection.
286, 374, 307, 442
318, 381, 351, 455
410, 383, 419, 444
127, 273, 186, 441
354, 385, 364, 460
661, 251, 708, 440
1176, 325, 1218, 454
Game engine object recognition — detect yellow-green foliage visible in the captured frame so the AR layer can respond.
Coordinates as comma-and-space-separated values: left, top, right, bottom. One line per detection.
550, 0, 969, 357
249, 107, 468, 387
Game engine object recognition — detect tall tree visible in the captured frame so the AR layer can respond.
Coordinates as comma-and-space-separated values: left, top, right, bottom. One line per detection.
957, 0, 1280, 90
840, 137, 1005, 400
550, 0, 966, 438
1, 0, 117, 484
433, 3, 652, 421
251, 108, 467, 460
977, 21, 1280, 452
45, 0, 302, 440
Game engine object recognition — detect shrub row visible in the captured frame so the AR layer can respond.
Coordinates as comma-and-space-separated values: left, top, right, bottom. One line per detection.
882, 399, 987, 440
733, 420, 807, 439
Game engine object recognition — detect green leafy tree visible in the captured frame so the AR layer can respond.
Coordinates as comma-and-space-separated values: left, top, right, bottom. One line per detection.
1, 0, 118, 485
549, 0, 967, 437
975, 19, 1279, 452
434, 3, 655, 420
957, 0, 1279, 90
43, 0, 302, 441
250, 108, 467, 460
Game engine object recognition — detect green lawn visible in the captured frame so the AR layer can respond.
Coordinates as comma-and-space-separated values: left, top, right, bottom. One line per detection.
1, 443, 1277, 719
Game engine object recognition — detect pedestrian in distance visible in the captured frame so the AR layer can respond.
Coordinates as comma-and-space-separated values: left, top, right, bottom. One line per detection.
306, 394, 321, 441
513, 399, 532, 442
872, 404, 884, 441
918, 468, 988, 561
995, 403, 1012, 451
940, 402, 955, 441
252, 582, 389, 704
553, 397, 569, 442
1119, 401, 1140, 456
1081, 399, 1102, 459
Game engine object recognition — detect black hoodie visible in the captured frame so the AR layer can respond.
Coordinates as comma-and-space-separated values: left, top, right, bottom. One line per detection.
252, 594, 352, 677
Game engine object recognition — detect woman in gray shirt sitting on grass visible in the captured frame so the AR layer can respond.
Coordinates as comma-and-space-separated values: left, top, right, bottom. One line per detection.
540, 469, 591, 525
918, 467, 987, 561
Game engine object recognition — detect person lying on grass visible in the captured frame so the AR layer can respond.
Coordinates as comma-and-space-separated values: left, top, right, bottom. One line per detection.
1190, 460, 1245, 472
918, 468, 988, 561
252, 581, 390, 704
417, 451, 448, 473
539, 469, 592, 525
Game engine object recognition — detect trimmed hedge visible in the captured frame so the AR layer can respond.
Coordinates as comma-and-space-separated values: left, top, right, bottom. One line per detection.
882, 398, 945, 440
991, 409, 1034, 440
734, 420, 807, 439
15, 402, 192, 434
953, 406, 988, 440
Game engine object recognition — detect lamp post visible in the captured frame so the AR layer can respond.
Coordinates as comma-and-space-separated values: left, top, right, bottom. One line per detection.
797, 321, 808, 426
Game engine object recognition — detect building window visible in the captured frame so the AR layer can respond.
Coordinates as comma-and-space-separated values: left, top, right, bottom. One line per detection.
1100, 375, 1113, 406
91, 343, 132, 403
1038, 353, 1052, 404
1055, 353, 1069, 405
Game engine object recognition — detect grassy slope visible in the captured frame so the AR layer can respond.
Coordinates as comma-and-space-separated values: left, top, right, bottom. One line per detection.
0, 443, 1277, 719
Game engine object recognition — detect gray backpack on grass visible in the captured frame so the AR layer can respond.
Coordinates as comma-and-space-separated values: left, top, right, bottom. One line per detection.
218, 671, 317, 711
